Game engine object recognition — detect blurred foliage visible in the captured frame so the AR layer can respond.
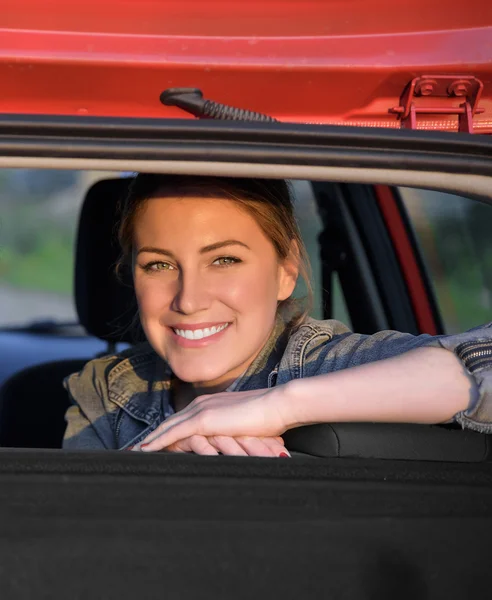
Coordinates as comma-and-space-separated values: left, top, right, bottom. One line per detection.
0, 230, 73, 294
0, 169, 78, 296
401, 190, 492, 334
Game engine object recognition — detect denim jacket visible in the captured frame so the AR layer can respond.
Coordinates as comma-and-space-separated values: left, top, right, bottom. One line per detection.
63, 318, 492, 450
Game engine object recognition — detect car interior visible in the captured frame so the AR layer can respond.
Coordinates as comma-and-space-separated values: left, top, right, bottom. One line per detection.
1, 172, 491, 460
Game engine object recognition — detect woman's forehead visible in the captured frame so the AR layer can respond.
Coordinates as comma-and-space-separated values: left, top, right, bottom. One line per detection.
138, 194, 251, 222
133, 195, 267, 244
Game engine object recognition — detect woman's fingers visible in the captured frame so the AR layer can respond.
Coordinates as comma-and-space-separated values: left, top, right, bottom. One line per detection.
141, 409, 203, 451
235, 436, 289, 457
145, 434, 289, 458
208, 436, 248, 456
139, 395, 212, 449
166, 435, 219, 456
188, 435, 219, 456
260, 436, 290, 457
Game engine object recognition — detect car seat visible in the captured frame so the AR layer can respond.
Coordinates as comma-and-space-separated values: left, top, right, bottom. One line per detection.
0, 178, 137, 448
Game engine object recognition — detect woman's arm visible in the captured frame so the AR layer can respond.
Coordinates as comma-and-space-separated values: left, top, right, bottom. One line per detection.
287, 346, 476, 426
138, 346, 477, 452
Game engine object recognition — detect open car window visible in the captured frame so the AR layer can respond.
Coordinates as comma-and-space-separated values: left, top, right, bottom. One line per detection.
399, 187, 492, 333
0, 169, 120, 328
0, 163, 490, 460
291, 181, 351, 326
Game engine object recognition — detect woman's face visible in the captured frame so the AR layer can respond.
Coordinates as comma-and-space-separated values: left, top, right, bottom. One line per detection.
132, 194, 298, 388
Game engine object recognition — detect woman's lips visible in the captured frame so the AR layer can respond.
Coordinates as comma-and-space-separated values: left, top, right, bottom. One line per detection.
169, 322, 231, 348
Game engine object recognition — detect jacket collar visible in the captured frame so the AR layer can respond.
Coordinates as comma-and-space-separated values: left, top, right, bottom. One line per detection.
107, 344, 171, 424
234, 314, 289, 391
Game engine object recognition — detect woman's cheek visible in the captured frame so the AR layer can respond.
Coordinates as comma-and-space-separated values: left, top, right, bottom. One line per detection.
218, 266, 278, 309
135, 276, 172, 319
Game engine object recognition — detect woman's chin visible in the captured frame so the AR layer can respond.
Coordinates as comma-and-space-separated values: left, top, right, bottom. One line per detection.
169, 362, 232, 387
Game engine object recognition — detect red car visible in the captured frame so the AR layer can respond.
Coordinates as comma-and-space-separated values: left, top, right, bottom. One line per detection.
0, 1, 491, 598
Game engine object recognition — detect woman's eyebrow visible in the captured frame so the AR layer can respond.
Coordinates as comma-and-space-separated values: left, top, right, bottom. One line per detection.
137, 246, 174, 258
200, 240, 250, 253
136, 240, 249, 258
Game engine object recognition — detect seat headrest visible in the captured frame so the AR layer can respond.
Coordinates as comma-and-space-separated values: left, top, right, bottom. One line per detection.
75, 177, 138, 343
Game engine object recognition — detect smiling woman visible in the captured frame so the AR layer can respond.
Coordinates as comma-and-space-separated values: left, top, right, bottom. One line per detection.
63, 174, 492, 455
122, 176, 305, 397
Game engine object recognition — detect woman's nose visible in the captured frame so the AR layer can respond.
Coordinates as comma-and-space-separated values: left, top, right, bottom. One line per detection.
172, 270, 211, 315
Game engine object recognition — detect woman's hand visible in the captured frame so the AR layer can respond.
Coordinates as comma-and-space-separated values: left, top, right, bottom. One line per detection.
135, 385, 298, 454
159, 434, 290, 457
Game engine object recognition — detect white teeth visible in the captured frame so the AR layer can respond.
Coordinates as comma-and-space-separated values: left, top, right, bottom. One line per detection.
173, 323, 229, 340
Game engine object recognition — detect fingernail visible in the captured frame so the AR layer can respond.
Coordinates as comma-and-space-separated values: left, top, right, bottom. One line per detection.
126, 446, 134, 451
140, 443, 151, 451
279, 452, 291, 458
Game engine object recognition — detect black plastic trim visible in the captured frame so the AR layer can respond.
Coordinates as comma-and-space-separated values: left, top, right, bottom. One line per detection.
340, 184, 420, 334
0, 449, 492, 486
391, 186, 446, 335
313, 182, 385, 333
0, 115, 490, 174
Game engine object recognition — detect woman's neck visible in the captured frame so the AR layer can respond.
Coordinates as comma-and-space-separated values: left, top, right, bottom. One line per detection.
172, 376, 237, 413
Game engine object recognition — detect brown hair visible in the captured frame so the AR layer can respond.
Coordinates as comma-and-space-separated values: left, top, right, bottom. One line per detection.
117, 174, 313, 329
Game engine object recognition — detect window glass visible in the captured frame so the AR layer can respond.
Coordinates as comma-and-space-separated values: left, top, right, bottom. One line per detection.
331, 271, 351, 327
399, 187, 492, 333
291, 181, 351, 327
0, 169, 119, 327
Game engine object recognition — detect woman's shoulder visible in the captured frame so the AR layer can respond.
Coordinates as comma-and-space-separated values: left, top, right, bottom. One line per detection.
64, 342, 164, 406
63, 342, 166, 449
274, 318, 351, 381
66, 341, 159, 382
289, 317, 352, 340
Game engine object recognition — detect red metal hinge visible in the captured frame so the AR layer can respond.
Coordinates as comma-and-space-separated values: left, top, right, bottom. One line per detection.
390, 75, 484, 133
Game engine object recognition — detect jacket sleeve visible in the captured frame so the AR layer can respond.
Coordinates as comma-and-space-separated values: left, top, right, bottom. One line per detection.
432, 323, 492, 433
302, 321, 492, 433
62, 356, 119, 450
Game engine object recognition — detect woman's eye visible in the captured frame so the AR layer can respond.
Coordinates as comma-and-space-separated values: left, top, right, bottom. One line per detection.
143, 261, 174, 272
212, 256, 241, 267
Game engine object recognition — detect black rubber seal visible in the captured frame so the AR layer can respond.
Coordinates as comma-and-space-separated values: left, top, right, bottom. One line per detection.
0, 115, 490, 175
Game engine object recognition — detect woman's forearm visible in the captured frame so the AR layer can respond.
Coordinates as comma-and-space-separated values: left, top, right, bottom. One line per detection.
286, 347, 478, 428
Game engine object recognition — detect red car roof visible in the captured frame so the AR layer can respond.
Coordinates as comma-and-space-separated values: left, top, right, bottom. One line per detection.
2, 0, 492, 132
